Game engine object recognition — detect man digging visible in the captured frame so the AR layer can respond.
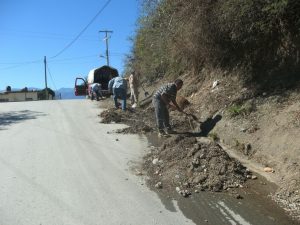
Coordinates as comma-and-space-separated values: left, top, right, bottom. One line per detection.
152, 79, 185, 137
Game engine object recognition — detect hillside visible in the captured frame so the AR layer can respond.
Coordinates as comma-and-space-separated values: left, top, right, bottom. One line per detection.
99, 74, 300, 221
120, 0, 300, 221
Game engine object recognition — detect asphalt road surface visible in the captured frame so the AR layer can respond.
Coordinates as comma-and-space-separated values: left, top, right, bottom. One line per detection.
0, 100, 297, 225
0, 100, 194, 225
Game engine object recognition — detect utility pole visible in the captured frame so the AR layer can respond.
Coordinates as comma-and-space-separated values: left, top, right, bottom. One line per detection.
44, 56, 48, 100
99, 30, 113, 66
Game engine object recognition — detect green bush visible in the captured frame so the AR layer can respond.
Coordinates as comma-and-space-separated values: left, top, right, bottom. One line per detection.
228, 101, 255, 117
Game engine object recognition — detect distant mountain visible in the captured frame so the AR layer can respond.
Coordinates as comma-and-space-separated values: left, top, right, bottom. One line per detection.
55, 88, 85, 100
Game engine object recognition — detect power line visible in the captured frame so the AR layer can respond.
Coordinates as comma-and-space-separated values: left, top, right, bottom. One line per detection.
0, 0, 112, 71
0, 31, 100, 42
0, 59, 42, 71
50, 0, 112, 59
48, 54, 99, 63
46, 63, 58, 91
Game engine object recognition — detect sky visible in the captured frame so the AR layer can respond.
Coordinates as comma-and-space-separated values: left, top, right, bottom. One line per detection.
0, 0, 139, 90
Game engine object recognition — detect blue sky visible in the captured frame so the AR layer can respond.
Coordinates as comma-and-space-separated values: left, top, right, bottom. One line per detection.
0, 0, 139, 90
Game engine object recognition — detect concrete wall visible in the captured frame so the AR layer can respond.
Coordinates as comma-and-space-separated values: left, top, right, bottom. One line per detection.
0, 92, 38, 102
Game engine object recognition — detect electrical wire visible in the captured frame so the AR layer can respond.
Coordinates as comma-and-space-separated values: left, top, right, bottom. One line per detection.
0, 31, 99, 42
0, 59, 42, 71
50, 0, 112, 59
0, 0, 112, 71
48, 54, 99, 63
46, 63, 58, 92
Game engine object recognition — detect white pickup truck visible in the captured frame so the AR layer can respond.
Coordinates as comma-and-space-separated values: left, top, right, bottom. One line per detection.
74, 65, 119, 97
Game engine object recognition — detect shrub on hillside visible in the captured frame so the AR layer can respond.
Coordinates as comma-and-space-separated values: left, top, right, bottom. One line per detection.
128, 0, 300, 90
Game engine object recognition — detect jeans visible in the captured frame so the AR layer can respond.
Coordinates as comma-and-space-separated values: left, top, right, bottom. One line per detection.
92, 90, 102, 101
130, 87, 139, 104
113, 88, 127, 110
152, 97, 170, 131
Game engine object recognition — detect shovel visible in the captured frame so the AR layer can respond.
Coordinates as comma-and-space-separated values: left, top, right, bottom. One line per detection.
184, 112, 201, 123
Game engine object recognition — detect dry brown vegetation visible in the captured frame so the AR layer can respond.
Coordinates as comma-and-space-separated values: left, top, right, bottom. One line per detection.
127, 0, 300, 91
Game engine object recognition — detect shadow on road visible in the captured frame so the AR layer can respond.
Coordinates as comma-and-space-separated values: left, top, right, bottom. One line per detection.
0, 110, 46, 130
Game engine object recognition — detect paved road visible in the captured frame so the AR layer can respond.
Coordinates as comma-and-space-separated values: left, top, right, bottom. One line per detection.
0, 100, 194, 225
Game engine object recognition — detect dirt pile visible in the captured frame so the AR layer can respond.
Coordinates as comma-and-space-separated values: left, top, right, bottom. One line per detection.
99, 105, 252, 195
143, 135, 251, 195
99, 106, 155, 134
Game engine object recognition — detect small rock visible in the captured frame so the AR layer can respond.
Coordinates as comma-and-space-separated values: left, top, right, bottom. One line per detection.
155, 182, 162, 189
181, 190, 191, 197
175, 175, 180, 179
251, 175, 258, 180
195, 190, 199, 193
240, 128, 247, 132
212, 80, 219, 89
264, 167, 274, 173
192, 158, 200, 165
115, 138, 119, 141
236, 194, 243, 199
176, 187, 181, 193
152, 158, 159, 165
135, 171, 143, 176
183, 182, 190, 187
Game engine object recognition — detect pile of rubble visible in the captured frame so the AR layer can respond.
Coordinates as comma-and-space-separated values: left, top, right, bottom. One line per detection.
143, 135, 254, 196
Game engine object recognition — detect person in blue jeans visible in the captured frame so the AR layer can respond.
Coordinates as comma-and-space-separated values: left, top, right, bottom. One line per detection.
152, 79, 184, 136
108, 77, 127, 111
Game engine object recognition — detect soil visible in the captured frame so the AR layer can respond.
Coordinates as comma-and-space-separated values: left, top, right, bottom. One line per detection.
98, 73, 300, 222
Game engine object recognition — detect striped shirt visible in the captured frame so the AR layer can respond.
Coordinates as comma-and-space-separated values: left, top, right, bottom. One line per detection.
153, 83, 177, 103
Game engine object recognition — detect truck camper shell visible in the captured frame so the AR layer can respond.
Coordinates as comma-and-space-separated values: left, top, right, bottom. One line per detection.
74, 65, 119, 96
